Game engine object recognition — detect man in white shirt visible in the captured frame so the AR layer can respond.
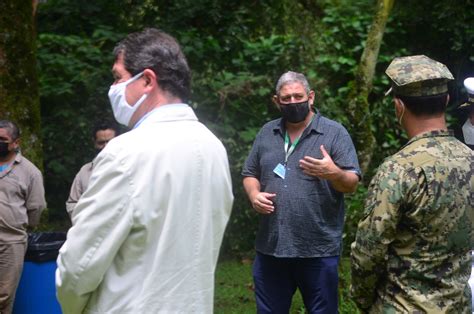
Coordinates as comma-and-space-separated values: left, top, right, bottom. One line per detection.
456, 77, 474, 150
56, 28, 234, 313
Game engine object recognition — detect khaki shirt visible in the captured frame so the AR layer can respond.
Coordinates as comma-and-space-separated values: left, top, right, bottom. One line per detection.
66, 161, 93, 217
0, 153, 46, 243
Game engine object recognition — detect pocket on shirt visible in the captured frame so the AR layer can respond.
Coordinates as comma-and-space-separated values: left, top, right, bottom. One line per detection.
0, 176, 29, 229
290, 195, 341, 229
295, 169, 324, 196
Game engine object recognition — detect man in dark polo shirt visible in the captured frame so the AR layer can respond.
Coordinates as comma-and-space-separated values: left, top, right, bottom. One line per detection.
242, 71, 360, 313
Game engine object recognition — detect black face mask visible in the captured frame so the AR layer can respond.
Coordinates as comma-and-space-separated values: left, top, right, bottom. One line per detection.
0, 142, 10, 158
280, 100, 310, 123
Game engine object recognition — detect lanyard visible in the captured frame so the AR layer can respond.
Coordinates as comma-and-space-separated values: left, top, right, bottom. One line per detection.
284, 133, 300, 164
283, 115, 315, 164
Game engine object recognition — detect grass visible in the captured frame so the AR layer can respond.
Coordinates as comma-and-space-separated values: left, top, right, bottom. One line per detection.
214, 256, 360, 314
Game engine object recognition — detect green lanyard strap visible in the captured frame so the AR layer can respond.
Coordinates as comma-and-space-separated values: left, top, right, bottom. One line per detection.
283, 115, 315, 164
284, 133, 300, 164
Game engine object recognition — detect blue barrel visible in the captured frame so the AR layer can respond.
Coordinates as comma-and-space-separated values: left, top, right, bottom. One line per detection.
13, 232, 66, 314
13, 261, 62, 314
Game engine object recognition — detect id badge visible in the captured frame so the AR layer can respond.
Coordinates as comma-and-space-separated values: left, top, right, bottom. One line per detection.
273, 163, 286, 179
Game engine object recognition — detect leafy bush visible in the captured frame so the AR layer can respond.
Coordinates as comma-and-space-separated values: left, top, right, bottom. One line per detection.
36, 0, 474, 254
215, 257, 359, 313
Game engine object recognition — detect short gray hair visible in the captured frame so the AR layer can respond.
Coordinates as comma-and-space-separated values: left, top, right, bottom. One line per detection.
0, 120, 20, 140
275, 71, 311, 95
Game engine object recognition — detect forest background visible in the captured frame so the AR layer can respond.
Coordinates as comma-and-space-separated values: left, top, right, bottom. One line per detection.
1, 0, 473, 258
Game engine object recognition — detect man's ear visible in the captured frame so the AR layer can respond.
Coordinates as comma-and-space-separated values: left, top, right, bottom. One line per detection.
394, 97, 403, 113
12, 138, 20, 151
142, 69, 157, 90
272, 95, 281, 111
308, 90, 315, 105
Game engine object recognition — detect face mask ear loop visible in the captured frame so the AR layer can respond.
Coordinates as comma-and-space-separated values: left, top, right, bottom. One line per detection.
398, 99, 405, 126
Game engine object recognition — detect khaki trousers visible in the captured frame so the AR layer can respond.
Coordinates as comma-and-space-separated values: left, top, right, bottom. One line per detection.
0, 242, 27, 314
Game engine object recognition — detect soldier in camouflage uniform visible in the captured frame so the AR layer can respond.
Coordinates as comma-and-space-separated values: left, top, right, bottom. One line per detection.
350, 55, 474, 313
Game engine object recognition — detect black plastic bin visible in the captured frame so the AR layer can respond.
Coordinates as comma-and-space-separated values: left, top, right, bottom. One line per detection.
25, 232, 67, 262
13, 232, 67, 314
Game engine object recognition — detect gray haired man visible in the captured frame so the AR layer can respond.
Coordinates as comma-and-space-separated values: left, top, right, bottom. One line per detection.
242, 71, 360, 313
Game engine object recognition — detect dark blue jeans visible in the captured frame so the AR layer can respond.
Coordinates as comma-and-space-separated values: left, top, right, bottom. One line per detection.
253, 252, 339, 314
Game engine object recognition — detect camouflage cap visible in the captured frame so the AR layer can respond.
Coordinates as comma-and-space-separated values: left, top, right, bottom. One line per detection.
385, 55, 454, 97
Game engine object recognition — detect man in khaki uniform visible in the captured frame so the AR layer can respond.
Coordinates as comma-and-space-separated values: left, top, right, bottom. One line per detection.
0, 120, 46, 314
351, 55, 474, 313
65, 122, 118, 217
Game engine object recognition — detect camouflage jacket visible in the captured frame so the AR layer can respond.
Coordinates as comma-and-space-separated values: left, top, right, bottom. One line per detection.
351, 130, 474, 313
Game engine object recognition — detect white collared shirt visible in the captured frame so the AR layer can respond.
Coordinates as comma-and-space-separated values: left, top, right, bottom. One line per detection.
462, 118, 474, 145
56, 104, 234, 313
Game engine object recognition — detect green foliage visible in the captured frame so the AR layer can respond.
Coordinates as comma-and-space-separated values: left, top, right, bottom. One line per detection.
310, 0, 375, 124
214, 258, 304, 313
0, 0, 42, 167
214, 259, 256, 313
338, 258, 361, 314
35, 0, 474, 256
214, 257, 359, 313
37, 2, 126, 218
342, 185, 368, 256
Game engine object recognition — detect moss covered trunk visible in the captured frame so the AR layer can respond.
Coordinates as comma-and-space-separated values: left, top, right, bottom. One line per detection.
0, 1, 42, 168
347, 0, 395, 176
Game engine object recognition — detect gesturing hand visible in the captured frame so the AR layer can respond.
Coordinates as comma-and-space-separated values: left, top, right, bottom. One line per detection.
251, 192, 276, 214
299, 145, 341, 180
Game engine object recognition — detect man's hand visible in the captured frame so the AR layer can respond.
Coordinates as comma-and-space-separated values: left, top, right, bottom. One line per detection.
299, 145, 359, 193
251, 192, 276, 214
299, 145, 341, 180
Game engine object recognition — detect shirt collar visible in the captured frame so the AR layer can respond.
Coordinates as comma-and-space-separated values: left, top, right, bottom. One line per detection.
461, 118, 474, 145
14, 152, 22, 164
402, 129, 452, 149
134, 103, 198, 129
273, 110, 323, 135
0, 153, 21, 177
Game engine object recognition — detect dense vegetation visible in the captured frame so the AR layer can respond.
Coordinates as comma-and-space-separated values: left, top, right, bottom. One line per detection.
0, 1, 42, 167
21, 0, 474, 255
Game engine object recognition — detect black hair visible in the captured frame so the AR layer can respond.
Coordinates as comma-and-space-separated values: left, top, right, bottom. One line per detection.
92, 121, 119, 140
113, 28, 191, 102
395, 93, 448, 116
0, 120, 20, 140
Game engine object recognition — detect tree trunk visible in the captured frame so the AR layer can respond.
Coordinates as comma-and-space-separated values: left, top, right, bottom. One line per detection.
0, 1, 42, 168
347, 0, 395, 176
